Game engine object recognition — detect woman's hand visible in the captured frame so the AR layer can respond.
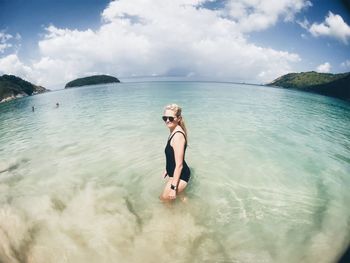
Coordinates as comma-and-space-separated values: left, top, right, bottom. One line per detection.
168, 189, 177, 200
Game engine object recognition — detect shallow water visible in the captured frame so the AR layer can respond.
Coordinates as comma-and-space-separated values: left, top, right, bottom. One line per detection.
0, 82, 349, 263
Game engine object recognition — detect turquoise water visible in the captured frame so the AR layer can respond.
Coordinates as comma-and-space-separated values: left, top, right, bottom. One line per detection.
0, 82, 349, 263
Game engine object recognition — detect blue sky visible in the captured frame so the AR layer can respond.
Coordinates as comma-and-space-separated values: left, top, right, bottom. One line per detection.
0, 0, 350, 88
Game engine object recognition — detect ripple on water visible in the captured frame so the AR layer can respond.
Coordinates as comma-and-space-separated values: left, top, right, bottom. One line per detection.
0, 82, 349, 262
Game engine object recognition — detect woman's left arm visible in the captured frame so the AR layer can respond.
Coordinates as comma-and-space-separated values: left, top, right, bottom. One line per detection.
168, 134, 186, 199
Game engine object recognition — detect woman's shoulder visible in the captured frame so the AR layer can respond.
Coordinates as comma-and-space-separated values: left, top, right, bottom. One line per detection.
173, 128, 186, 137
170, 129, 187, 143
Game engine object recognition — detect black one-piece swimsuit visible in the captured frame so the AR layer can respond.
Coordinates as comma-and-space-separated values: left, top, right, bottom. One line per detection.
164, 131, 191, 182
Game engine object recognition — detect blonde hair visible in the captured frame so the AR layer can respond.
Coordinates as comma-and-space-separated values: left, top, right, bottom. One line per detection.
164, 103, 188, 138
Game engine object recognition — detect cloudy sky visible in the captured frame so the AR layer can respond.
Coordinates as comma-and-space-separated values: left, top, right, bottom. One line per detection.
0, 0, 350, 89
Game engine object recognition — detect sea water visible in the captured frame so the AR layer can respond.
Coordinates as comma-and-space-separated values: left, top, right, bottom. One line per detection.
0, 81, 349, 263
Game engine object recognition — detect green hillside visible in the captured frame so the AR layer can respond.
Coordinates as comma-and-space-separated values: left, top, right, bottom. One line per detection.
267, 71, 350, 101
303, 74, 350, 100
65, 75, 120, 88
0, 75, 49, 103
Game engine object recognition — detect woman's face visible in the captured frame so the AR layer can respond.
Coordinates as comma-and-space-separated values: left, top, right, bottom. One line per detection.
163, 109, 180, 129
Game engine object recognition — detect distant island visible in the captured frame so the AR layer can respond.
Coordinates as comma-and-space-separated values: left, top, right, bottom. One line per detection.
65, 75, 120, 88
267, 71, 350, 101
0, 74, 49, 103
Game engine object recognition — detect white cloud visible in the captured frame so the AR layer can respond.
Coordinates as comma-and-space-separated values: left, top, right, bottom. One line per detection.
0, 54, 33, 78
0, 31, 13, 53
0, 0, 307, 88
316, 62, 331, 73
15, 33, 22, 40
297, 18, 310, 30
222, 0, 312, 32
341, 59, 350, 68
309, 12, 350, 44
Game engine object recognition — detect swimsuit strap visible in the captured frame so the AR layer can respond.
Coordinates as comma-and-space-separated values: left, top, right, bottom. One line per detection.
168, 131, 187, 142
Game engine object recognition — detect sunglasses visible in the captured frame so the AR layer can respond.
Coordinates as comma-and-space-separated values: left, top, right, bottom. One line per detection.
162, 116, 175, 122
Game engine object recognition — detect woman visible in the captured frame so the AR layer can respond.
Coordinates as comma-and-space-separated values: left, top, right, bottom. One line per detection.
160, 103, 191, 201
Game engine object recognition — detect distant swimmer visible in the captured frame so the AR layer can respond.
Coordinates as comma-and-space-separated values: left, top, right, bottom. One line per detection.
160, 103, 191, 202
56, 102, 59, 108
32, 106, 35, 112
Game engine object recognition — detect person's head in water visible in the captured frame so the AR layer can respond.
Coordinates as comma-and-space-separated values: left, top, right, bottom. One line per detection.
163, 103, 187, 136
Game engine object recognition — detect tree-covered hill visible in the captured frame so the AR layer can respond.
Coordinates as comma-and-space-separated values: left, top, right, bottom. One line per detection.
267, 71, 350, 101
0, 75, 49, 103
65, 75, 120, 88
